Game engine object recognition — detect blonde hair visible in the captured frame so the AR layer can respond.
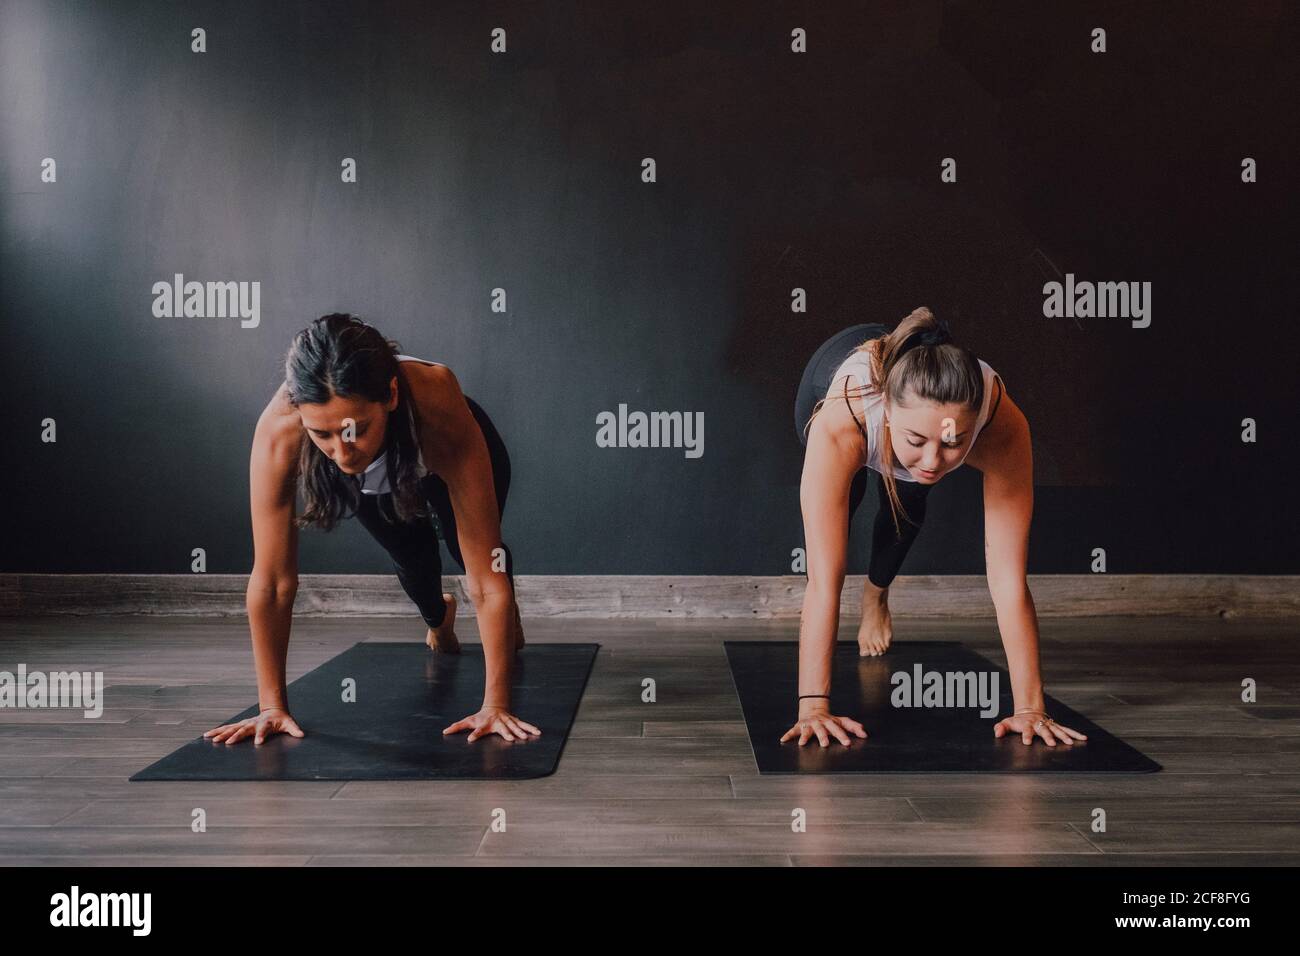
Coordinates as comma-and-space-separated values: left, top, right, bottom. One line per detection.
803, 306, 986, 538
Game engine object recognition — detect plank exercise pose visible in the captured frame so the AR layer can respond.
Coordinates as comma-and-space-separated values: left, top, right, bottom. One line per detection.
205, 313, 538, 746
785, 307, 1087, 749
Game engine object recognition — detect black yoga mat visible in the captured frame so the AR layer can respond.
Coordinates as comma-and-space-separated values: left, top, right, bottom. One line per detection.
725, 640, 1160, 773
131, 642, 599, 781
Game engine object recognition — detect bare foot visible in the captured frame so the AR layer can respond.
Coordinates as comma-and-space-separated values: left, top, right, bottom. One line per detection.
857, 581, 893, 657
512, 600, 526, 652
426, 593, 461, 653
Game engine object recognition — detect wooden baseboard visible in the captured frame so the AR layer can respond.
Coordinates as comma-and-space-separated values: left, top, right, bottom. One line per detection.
1, 574, 1296, 619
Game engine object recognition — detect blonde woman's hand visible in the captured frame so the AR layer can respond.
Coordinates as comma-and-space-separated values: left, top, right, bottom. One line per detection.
779, 700, 868, 747
993, 711, 1088, 747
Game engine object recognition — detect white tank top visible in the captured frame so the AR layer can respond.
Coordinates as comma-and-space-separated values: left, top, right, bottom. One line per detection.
828, 348, 1003, 482
355, 354, 435, 496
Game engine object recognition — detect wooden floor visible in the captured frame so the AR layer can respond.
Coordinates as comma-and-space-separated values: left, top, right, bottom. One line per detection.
1, 613, 1298, 866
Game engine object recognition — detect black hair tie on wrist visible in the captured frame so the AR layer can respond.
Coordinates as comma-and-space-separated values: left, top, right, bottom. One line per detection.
798, 694, 830, 700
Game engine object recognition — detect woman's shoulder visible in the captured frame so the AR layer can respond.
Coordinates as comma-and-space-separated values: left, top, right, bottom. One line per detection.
836, 344, 876, 376
396, 354, 453, 385
252, 382, 304, 476
809, 376, 872, 457
399, 356, 454, 391
258, 381, 300, 431
400, 358, 465, 426
964, 371, 1024, 473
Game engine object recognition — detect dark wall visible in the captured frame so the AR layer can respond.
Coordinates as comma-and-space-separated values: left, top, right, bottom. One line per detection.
3, 0, 1297, 575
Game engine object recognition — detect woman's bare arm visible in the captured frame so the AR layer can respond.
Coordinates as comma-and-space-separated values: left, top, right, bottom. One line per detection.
410, 364, 537, 741
245, 385, 302, 713
978, 393, 1044, 705
798, 393, 861, 695
427, 370, 513, 704
784, 385, 870, 746
972, 389, 1086, 746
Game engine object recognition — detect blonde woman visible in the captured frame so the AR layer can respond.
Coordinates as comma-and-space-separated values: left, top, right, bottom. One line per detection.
786, 307, 1087, 749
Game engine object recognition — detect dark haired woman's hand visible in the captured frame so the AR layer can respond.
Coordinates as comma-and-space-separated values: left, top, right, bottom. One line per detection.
203, 708, 305, 746
993, 711, 1088, 747
779, 700, 868, 747
444, 706, 541, 743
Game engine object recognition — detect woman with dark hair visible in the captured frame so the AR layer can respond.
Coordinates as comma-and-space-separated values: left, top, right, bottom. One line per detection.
785, 307, 1087, 749
204, 313, 537, 746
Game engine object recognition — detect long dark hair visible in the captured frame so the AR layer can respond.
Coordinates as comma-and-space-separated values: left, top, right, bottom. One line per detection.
285, 313, 429, 531
804, 307, 987, 537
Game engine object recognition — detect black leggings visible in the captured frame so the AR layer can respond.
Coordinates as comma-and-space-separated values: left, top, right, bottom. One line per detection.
354, 396, 514, 629
795, 323, 933, 589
